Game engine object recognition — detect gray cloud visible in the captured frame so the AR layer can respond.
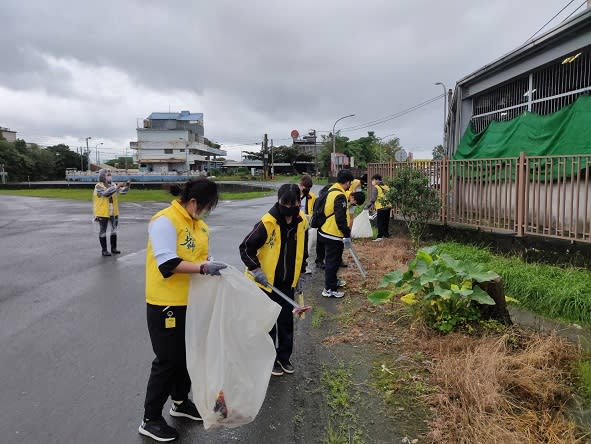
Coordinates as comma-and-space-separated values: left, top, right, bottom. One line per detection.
0, 0, 570, 158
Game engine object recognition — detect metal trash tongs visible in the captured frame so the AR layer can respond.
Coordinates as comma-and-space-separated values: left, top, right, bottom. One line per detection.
347, 245, 367, 278
267, 283, 313, 317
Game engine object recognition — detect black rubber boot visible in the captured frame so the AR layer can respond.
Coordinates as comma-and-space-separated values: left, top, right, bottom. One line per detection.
100, 237, 111, 256
110, 234, 121, 254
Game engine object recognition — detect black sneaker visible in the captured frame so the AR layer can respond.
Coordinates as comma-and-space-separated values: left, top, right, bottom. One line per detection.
138, 417, 178, 442
169, 399, 202, 421
279, 360, 294, 374
271, 361, 284, 376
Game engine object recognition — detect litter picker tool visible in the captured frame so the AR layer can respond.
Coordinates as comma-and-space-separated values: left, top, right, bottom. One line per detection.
267, 283, 313, 317
347, 245, 367, 278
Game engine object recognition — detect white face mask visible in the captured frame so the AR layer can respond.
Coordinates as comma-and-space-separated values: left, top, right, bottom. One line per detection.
195, 210, 210, 220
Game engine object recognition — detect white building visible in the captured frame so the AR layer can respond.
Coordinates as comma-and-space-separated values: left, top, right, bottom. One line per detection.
130, 111, 226, 173
0, 127, 17, 143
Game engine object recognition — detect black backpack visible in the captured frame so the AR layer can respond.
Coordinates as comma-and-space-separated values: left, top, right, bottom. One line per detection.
309, 186, 341, 229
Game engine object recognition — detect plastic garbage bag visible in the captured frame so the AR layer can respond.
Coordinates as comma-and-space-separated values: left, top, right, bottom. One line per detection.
351, 209, 373, 238
185, 266, 281, 429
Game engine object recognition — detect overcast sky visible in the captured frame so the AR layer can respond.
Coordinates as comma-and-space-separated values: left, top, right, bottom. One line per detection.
0, 0, 584, 160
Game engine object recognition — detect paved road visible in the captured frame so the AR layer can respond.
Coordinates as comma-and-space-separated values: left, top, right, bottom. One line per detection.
0, 191, 321, 444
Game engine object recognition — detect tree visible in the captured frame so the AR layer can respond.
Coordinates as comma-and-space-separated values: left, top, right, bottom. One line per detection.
382, 167, 441, 249
432, 144, 445, 160
379, 137, 403, 161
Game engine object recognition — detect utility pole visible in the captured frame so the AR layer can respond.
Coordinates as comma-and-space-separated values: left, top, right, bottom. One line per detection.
270, 139, 274, 179
263, 133, 268, 179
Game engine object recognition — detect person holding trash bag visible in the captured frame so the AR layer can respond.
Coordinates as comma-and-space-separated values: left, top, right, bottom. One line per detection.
239, 183, 307, 377
139, 178, 228, 442
93, 168, 130, 256
318, 169, 353, 298
367, 174, 391, 242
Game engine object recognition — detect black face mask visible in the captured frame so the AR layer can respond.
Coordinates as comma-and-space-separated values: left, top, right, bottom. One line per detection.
279, 205, 300, 218
302, 187, 311, 196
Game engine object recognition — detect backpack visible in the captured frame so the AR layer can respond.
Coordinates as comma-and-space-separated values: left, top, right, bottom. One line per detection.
309, 186, 341, 229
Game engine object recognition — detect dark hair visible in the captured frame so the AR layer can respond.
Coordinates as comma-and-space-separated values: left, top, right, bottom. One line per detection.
351, 191, 366, 206
372, 174, 382, 182
299, 174, 313, 188
277, 183, 300, 206
168, 178, 219, 209
337, 169, 354, 184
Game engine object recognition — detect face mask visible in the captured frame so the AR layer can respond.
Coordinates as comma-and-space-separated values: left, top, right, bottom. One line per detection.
106, 175, 112, 184
279, 205, 299, 218
196, 210, 210, 220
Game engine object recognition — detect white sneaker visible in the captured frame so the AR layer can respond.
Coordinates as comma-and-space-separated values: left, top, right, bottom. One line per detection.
322, 288, 345, 298
372, 237, 383, 242
337, 279, 346, 287
304, 268, 313, 275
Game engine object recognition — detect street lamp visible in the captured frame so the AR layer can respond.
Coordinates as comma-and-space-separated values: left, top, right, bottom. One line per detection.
95, 142, 103, 165
332, 114, 355, 175
85, 137, 92, 172
435, 82, 447, 150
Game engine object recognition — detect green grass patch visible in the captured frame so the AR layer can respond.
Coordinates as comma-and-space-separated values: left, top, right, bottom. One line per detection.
371, 361, 432, 410
320, 364, 365, 444
311, 306, 326, 328
435, 241, 591, 326
0, 189, 272, 202
578, 358, 591, 403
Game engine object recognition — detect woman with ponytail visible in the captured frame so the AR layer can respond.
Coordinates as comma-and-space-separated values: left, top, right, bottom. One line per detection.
139, 178, 227, 442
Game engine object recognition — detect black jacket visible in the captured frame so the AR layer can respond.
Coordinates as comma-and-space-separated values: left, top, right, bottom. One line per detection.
239, 203, 308, 286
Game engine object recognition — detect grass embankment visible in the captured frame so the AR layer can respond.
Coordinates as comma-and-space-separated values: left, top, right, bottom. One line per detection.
325, 238, 590, 443
435, 242, 591, 327
0, 189, 273, 201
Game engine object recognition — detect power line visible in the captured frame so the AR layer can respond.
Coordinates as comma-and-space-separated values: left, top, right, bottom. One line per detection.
524, 0, 577, 43
561, 0, 587, 22
339, 94, 444, 133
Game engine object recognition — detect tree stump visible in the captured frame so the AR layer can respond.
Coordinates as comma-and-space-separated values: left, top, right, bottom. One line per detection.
476, 277, 512, 325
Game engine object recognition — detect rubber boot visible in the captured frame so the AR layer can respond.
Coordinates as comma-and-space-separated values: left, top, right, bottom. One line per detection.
100, 237, 111, 256
110, 234, 121, 254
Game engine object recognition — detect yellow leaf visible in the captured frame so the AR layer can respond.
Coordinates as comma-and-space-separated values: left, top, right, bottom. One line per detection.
451, 284, 459, 291
400, 293, 417, 305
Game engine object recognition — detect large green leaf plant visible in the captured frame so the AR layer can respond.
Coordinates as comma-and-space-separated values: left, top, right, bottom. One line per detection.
368, 247, 500, 333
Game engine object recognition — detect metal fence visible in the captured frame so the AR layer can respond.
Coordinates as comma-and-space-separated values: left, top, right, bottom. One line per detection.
367, 153, 591, 243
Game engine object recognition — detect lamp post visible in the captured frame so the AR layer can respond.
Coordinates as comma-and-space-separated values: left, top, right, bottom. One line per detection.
435, 82, 447, 149
85, 136, 92, 172
95, 142, 103, 165
332, 114, 355, 175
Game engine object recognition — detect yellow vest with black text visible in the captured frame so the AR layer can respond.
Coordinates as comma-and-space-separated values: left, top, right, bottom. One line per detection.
93, 183, 120, 217
320, 183, 350, 238
374, 184, 390, 210
247, 212, 306, 291
145, 200, 209, 306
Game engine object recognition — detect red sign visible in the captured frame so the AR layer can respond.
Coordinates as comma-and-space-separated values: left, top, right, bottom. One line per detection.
290, 129, 299, 139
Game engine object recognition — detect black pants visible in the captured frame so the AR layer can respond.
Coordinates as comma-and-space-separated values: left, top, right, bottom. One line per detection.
267, 283, 294, 364
316, 233, 325, 265
376, 208, 390, 238
323, 237, 344, 291
144, 304, 191, 420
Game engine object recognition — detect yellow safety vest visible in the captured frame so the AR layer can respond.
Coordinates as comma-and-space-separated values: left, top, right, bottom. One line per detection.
304, 191, 317, 215
374, 184, 390, 210
320, 183, 350, 238
345, 179, 361, 200
145, 200, 209, 306
246, 212, 307, 291
93, 183, 120, 217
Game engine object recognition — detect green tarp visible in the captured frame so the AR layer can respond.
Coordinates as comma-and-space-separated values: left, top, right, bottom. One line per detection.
454, 95, 591, 160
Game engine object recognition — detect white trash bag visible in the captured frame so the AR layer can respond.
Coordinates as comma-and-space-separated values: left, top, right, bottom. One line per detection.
185, 266, 281, 429
351, 209, 373, 238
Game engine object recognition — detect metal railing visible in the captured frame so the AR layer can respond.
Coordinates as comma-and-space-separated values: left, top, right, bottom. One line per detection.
367, 153, 591, 243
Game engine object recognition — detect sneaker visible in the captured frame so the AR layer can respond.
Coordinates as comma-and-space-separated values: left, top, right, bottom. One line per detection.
111, 249, 121, 254
322, 288, 345, 298
102, 250, 112, 256
279, 360, 294, 374
304, 268, 313, 275
272, 361, 284, 376
372, 237, 383, 242
337, 279, 347, 287
169, 399, 202, 421
138, 417, 178, 442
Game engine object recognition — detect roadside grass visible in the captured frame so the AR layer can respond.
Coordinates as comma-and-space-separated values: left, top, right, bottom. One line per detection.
435, 241, 591, 326
311, 306, 325, 328
0, 189, 273, 201
320, 363, 365, 444
324, 238, 590, 442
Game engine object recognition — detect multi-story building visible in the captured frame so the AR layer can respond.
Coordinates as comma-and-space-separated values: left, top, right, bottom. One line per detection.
0, 127, 17, 143
130, 111, 226, 173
